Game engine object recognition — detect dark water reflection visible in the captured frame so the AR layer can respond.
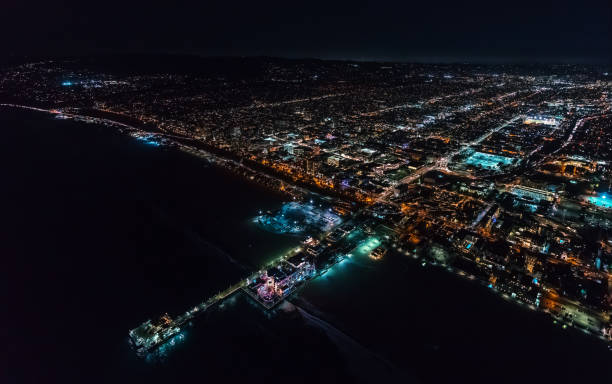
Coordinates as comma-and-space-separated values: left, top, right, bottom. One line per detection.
1, 108, 609, 384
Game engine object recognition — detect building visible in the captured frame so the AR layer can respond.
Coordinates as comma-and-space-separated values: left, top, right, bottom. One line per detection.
327, 155, 341, 167
511, 185, 555, 202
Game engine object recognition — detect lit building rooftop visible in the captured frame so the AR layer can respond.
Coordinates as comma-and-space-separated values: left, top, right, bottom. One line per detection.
588, 194, 612, 209
464, 151, 515, 171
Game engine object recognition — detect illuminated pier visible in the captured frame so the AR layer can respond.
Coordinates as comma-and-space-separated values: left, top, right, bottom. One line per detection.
129, 280, 247, 355
129, 214, 361, 356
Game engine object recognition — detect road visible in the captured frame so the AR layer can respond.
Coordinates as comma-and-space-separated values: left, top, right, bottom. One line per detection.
377, 115, 523, 203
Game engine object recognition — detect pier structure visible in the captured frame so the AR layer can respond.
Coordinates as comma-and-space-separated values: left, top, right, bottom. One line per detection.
129, 279, 250, 355
129, 215, 362, 356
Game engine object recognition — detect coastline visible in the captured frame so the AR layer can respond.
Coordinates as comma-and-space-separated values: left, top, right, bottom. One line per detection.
0, 103, 308, 201
0, 102, 371, 204
2, 103, 609, 348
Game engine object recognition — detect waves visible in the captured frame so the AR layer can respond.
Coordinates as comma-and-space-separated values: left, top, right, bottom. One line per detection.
150, 204, 250, 271
295, 302, 419, 384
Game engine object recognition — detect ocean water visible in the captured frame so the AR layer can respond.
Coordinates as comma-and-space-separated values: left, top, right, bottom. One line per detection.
1, 108, 610, 384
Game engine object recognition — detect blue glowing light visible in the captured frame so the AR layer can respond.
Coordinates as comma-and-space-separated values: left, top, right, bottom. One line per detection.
466, 243, 472, 249
464, 152, 514, 170
588, 195, 612, 209
255, 201, 341, 235
62, 81, 73, 86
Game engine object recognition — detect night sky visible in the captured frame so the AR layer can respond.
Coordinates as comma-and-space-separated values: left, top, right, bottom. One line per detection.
2, 0, 611, 63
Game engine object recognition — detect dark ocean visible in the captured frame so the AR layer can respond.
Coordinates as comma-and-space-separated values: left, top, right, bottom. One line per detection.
1, 108, 610, 384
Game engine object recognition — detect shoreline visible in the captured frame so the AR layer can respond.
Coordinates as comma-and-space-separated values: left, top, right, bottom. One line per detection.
0, 103, 309, 201
0, 103, 369, 204
0, 103, 367, 206
427, 258, 612, 345
2, 103, 610, 348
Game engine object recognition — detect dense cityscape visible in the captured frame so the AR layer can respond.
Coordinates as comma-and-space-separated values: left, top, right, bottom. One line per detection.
2, 57, 610, 359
